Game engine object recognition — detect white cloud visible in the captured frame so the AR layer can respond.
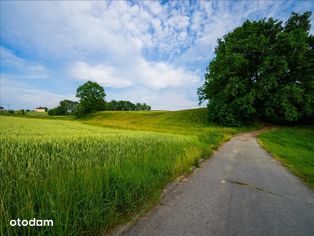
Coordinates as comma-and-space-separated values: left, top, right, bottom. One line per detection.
70, 58, 199, 90
1, 0, 313, 110
143, 91, 198, 111
107, 86, 199, 111
142, 1, 163, 16
71, 61, 132, 88
0, 78, 75, 109
0, 46, 24, 66
0, 46, 48, 79
137, 59, 199, 89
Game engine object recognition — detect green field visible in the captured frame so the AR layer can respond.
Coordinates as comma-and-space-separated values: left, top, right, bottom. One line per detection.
259, 127, 314, 188
0, 109, 250, 235
82, 109, 212, 133
0, 111, 69, 119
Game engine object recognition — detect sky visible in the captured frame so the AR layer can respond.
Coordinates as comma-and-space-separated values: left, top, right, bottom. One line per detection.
0, 0, 313, 110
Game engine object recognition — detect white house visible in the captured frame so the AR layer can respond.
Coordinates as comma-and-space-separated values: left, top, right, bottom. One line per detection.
35, 107, 47, 112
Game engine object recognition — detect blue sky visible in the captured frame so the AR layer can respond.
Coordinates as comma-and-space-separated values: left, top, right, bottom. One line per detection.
0, 0, 313, 110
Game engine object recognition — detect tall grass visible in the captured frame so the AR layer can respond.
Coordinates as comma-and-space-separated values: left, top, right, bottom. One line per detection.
0, 116, 214, 235
1, 135, 204, 235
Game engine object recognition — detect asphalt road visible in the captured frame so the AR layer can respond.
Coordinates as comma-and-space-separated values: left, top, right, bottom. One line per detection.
124, 131, 314, 236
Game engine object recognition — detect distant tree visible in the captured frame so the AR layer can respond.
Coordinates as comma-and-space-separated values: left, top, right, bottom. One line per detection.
119, 101, 126, 110
135, 103, 142, 110
198, 11, 314, 126
59, 100, 79, 115
104, 100, 151, 111
48, 100, 79, 116
103, 101, 112, 111
142, 103, 151, 111
109, 100, 118, 110
124, 101, 136, 110
76, 81, 106, 114
48, 107, 60, 116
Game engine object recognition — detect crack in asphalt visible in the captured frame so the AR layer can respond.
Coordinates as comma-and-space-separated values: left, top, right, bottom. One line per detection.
223, 179, 314, 205
223, 179, 280, 196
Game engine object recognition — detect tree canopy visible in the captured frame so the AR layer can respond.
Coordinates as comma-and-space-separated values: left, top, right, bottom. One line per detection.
76, 81, 106, 114
198, 12, 314, 126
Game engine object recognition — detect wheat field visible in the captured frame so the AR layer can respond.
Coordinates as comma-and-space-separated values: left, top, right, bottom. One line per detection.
0, 110, 243, 235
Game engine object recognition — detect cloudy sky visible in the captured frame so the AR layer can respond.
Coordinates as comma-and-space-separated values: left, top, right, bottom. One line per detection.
0, 0, 313, 110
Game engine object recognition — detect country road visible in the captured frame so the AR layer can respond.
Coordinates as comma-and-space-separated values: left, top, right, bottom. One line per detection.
123, 130, 314, 236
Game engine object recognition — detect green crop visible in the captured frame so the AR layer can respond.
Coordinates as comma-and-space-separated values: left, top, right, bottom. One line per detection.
0, 110, 251, 235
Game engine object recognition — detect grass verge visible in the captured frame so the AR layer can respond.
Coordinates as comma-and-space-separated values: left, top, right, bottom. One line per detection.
259, 126, 314, 188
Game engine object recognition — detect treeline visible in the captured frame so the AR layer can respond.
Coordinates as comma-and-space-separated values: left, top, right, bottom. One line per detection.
49, 97, 150, 116
48, 81, 151, 116
105, 100, 151, 111
48, 100, 79, 116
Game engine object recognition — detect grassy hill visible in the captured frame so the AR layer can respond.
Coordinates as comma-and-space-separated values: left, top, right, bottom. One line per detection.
81, 108, 243, 137
0, 109, 256, 235
84, 108, 210, 130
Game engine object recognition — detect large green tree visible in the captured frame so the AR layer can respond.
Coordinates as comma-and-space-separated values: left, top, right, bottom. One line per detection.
198, 12, 314, 126
76, 81, 106, 114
